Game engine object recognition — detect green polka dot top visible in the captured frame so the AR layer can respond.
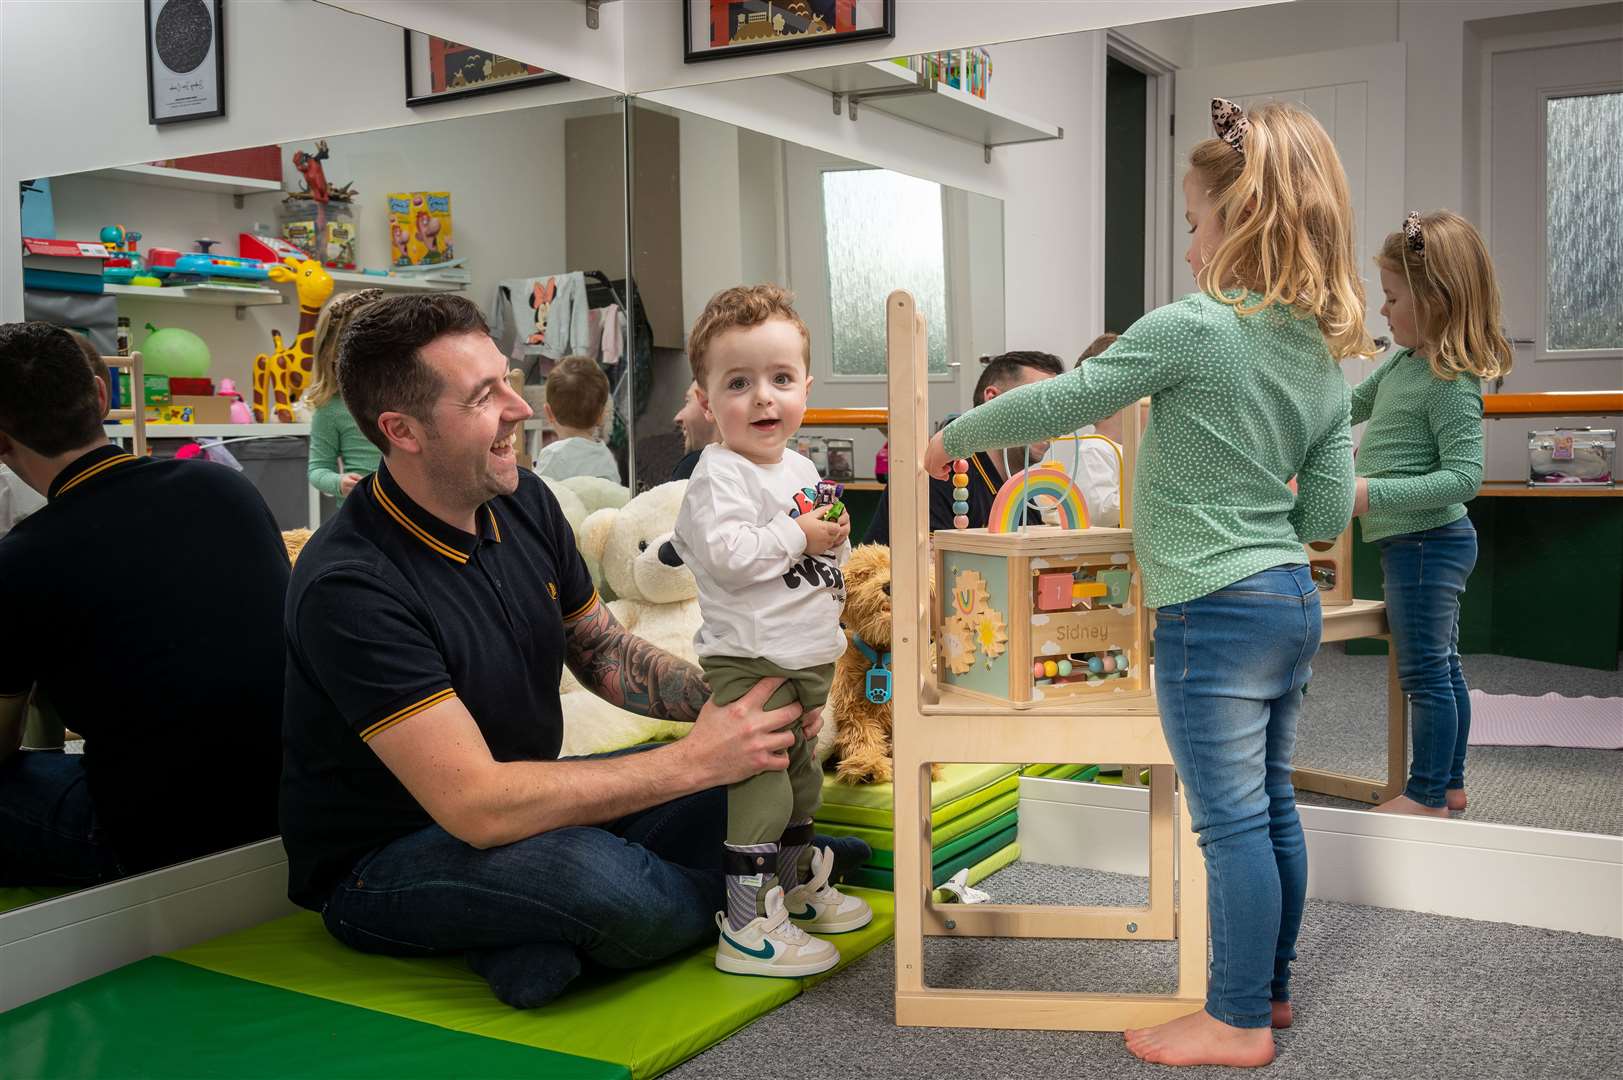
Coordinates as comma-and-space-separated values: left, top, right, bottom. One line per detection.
1351, 349, 1484, 543
942, 293, 1354, 609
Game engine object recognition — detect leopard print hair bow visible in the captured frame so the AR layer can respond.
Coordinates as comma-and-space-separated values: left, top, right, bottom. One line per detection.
1211, 97, 1249, 155
1402, 210, 1425, 256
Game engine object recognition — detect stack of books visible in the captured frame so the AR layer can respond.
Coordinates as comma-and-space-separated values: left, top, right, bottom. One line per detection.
22, 238, 107, 295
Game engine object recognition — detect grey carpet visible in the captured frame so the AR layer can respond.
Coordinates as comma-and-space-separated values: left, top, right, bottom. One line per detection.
1294, 648, 1623, 835
665, 861, 1623, 1080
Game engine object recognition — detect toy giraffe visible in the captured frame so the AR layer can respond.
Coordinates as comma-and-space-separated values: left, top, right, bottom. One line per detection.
254, 256, 335, 422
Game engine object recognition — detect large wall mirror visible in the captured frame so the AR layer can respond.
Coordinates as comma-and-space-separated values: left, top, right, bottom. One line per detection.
624, 97, 1005, 544
3, 69, 628, 921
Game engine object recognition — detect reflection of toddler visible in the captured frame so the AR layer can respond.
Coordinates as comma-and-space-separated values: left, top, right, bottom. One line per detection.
671, 285, 872, 979
534, 355, 619, 483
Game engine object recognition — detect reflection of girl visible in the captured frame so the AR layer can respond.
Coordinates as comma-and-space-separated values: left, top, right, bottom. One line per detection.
1355, 211, 1510, 820
305, 289, 385, 502
929, 99, 1368, 1068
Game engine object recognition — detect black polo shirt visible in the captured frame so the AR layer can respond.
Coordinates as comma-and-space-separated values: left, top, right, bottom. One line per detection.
280, 463, 596, 908
862, 450, 1042, 545
0, 445, 288, 874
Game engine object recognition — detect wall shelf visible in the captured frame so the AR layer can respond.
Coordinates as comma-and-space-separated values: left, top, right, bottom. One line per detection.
82, 164, 283, 206
104, 283, 285, 314
316, 270, 466, 294
790, 62, 1063, 162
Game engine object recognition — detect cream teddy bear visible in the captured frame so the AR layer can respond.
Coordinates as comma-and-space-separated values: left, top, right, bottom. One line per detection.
555, 475, 630, 598
558, 480, 704, 757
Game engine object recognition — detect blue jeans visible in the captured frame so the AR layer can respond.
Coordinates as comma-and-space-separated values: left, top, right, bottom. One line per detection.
1155, 565, 1319, 1029
320, 750, 869, 1009
0, 750, 126, 886
1378, 517, 1478, 808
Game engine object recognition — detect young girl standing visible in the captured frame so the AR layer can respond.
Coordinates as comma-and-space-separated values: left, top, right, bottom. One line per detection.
927, 99, 1369, 1068
305, 288, 384, 503
1357, 211, 1511, 817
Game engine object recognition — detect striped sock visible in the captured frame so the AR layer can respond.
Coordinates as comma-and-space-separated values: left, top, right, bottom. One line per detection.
778, 819, 815, 893
724, 842, 777, 931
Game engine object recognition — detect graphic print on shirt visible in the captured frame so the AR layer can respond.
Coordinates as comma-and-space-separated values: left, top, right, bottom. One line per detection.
781, 485, 845, 605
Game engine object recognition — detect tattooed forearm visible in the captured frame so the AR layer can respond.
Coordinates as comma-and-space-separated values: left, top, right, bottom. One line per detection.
563, 602, 710, 721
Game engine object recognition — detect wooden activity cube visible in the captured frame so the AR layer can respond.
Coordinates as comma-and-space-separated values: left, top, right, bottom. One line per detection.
1305, 526, 1354, 607
934, 527, 1151, 709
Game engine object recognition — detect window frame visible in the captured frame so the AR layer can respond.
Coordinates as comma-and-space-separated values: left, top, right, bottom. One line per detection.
1537, 82, 1623, 363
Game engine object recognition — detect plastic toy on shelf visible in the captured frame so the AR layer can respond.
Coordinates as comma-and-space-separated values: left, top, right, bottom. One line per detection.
252, 256, 335, 422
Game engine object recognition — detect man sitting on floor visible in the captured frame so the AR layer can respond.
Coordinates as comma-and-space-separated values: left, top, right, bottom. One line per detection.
280, 294, 864, 1009
0, 323, 288, 885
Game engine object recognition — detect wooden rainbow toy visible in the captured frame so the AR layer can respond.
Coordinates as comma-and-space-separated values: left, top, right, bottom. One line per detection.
986, 463, 1090, 533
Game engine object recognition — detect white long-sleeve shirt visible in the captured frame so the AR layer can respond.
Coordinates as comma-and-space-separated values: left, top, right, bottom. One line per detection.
671, 445, 848, 670
1042, 427, 1122, 528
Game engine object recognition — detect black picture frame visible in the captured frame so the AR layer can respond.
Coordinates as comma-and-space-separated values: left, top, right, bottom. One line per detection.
145, 0, 226, 126
683, 0, 895, 64
403, 31, 569, 107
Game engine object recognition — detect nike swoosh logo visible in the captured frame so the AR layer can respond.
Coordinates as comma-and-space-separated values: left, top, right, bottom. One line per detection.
789, 904, 818, 922
722, 932, 775, 960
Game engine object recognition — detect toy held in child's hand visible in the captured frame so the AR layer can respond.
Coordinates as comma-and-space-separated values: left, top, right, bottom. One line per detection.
814, 480, 846, 522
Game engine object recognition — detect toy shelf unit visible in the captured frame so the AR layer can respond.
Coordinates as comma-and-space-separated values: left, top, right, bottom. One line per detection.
934, 527, 1150, 710
884, 289, 1206, 1033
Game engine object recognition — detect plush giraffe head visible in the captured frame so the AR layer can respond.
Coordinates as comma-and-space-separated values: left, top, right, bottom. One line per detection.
267, 255, 335, 310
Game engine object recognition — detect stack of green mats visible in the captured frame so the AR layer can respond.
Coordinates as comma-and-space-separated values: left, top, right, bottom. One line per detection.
1, 891, 895, 1079
816, 763, 1031, 891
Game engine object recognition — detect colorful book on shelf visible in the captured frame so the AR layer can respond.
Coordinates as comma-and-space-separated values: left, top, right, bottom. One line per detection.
22, 237, 107, 293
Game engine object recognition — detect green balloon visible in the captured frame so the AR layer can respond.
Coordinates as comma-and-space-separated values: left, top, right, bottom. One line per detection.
141, 322, 211, 378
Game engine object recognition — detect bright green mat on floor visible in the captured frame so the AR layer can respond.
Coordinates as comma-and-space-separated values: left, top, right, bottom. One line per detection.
816, 771, 1021, 830
0, 956, 610, 1080
168, 890, 893, 1080
816, 790, 1018, 854
847, 828, 1018, 891
819, 763, 1019, 811
0, 885, 74, 915
860, 808, 1018, 870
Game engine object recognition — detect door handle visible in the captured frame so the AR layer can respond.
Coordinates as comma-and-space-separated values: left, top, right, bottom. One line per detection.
1508, 337, 1535, 346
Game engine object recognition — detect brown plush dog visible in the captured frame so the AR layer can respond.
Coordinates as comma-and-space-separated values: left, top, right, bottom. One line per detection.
829, 544, 940, 785
282, 528, 313, 566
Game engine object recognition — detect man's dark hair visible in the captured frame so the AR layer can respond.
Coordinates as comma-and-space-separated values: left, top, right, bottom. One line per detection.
973, 350, 1064, 406
70, 332, 112, 420
0, 322, 105, 455
338, 293, 489, 454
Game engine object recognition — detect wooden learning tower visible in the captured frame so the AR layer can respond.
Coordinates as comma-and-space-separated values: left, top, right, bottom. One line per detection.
884, 290, 1209, 1032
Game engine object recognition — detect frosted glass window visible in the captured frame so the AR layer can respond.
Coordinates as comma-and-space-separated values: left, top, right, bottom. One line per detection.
822, 169, 948, 375
1545, 92, 1623, 351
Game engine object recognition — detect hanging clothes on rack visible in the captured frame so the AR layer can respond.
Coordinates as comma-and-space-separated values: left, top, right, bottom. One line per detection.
490, 272, 591, 368
583, 272, 655, 455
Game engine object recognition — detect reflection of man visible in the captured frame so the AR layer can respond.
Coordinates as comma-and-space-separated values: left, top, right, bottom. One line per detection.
863, 351, 1062, 545
0, 323, 287, 884
670, 380, 718, 481
281, 295, 864, 1009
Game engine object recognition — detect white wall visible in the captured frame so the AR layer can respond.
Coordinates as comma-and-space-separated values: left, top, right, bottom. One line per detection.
1, 0, 616, 322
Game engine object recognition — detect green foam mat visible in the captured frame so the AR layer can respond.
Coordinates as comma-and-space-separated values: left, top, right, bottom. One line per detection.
0, 956, 608, 1080
862, 808, 1018, 870
815, 789, 1018, 854
819, 762, 1019, 811
847, 828, 1019, 891
816, 771, 1021, 830
168, 889, 893, 1080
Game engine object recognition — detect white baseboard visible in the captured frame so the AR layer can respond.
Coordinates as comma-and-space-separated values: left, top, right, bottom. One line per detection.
1017, 777, 1623, 939
0, 838, 296, 1012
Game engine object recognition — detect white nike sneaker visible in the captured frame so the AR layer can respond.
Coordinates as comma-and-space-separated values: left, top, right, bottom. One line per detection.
783, 846, 874, 934
715, 886, 840, 978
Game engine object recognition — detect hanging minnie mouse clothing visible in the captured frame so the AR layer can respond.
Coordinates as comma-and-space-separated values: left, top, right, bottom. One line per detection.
490, 272, 591, 365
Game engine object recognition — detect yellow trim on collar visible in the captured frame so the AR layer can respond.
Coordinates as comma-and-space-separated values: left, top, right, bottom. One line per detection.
373, 475, 469, 564
56, 453, 136, 497
359, 687, 456, 742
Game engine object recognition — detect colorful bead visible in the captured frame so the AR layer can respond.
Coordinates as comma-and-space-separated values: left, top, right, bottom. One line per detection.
951, 472, 969, 488
1043, 660, 1058, 678
1101, 654, 1117, 673
1088, 655, 1104, 674
1032, 662, 1046, 679
1056, 659, 1073, 677
952, 459, 969, 474
951, 500, 969, 515
952, 514, 970, 529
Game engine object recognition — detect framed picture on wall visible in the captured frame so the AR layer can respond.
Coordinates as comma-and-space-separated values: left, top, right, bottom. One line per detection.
684, 1, 896, 63
145, 0, 225, 125
404, 31, 568, 106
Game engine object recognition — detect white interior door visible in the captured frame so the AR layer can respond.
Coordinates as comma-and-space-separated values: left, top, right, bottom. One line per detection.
1486, 38, 1623, 482
1174, 43, 1407, 392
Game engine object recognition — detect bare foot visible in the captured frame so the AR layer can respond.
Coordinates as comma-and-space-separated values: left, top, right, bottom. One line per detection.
1272, 1000, 1293, 1029
1446, 789, 1468, 815
1124, 1009, 1275, 1068
1372, 794, 1450, 817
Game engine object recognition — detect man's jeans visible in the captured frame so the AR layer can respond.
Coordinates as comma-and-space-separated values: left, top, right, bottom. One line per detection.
1378, 517, 1478, 808
320, 750, 867, 1008
0, 750, 125, 886
1154, 565, 1319, 1029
